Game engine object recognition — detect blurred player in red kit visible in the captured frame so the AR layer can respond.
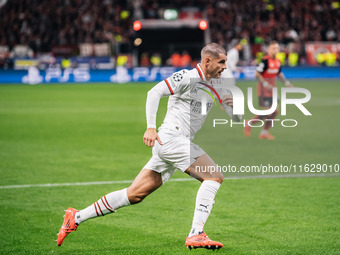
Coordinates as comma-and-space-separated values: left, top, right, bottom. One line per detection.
244, 41, 293, 140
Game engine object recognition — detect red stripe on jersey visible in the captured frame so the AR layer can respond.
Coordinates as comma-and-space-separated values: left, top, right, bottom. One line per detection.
196, 66, 204, 80
164, 79, 174, 95
96, 202, 104, 216
104, 196, 114, 210
101, 197, 114, 213
94, 203, 99, 216
201, 83, 223, 106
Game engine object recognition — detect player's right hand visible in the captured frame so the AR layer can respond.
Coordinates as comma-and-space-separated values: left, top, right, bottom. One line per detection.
143, 128, 163, 147
263, 81, 273, 91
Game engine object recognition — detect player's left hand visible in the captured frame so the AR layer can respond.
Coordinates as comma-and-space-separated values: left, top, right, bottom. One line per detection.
222, 95, 233, 107
284, 80, 294, 87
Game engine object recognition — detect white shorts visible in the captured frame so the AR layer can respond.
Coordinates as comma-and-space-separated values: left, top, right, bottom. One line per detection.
143, 129, 205, 183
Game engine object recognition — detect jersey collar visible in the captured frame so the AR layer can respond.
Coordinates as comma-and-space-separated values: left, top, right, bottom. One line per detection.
196, 64, 206, 81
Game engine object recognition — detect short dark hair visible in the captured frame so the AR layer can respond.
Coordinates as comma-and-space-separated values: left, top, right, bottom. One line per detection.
233, 39, 242, 47
201, 43, 226, 59
269, 40, 279, 45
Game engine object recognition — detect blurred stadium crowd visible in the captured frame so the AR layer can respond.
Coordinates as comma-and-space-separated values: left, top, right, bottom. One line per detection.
0, 0, 339, 68
0, 0, 132, 52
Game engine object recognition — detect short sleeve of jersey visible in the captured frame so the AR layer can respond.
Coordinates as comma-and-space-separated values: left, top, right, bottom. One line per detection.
164, 69, 190, 95
256, 59, 268, 73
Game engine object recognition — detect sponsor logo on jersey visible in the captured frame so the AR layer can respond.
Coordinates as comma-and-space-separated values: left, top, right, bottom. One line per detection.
267, 68, 280, 74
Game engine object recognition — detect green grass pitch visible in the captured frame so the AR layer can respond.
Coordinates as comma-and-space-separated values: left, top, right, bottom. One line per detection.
0, 80, 339, 254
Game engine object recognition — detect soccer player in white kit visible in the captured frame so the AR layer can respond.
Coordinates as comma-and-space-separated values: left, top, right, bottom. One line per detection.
57, 43, 242, 250
223, 40, 243, 79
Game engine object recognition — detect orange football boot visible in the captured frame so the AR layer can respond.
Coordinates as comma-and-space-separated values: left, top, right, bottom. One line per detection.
259, 132, 275, 140
185, 231, 223, 250
57, 207, 79, 246
244, 120, 251, 137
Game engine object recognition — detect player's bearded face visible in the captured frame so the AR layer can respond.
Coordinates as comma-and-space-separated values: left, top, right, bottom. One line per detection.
207, 54, 227, 78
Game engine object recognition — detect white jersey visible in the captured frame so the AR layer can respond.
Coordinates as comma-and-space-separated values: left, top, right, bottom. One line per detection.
223, 48, 239, 79
144, 64, 242, 182
157, 64, 239, 140
227, 48, 239, 72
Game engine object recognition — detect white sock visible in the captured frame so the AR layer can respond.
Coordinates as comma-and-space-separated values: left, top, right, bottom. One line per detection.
188, 180, 221, 237
260, 129, 268, 135
74, 188, 130, 225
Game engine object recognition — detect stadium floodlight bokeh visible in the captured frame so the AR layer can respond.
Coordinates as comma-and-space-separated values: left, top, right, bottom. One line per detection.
133, 21, 142, 32
198, 20, 208, 30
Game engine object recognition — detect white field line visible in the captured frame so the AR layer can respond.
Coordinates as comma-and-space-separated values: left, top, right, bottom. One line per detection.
0, 173, 338, 189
